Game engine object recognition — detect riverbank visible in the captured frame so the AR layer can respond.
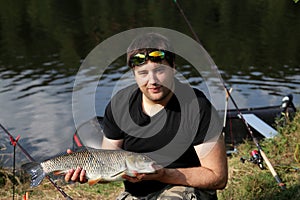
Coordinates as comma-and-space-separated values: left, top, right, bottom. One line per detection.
218, 111, 300, 200
1, 111, 299, 199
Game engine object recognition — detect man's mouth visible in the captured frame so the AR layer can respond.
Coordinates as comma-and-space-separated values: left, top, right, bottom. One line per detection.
148, 86, 161, 93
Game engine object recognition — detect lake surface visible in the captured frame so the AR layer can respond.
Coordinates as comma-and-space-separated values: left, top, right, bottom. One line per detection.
0, 0, 299, 167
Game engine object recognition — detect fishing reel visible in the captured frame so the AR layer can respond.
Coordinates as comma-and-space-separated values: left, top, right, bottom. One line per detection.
277, 94, 297, 126
240, 149, 265, 170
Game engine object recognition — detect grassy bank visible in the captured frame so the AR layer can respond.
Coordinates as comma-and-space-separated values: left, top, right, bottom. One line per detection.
1, 111, 299, 199
0, 170, 124, 199
218, 111, 300, 200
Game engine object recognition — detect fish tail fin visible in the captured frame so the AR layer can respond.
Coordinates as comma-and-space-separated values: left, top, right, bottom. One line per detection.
22, 162, 45, 187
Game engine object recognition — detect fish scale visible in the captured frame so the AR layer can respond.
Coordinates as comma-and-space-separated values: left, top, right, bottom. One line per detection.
42, 150, 129, 179
22, 148, 156, 187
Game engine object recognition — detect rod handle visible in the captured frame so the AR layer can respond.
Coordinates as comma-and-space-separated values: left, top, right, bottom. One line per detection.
259, 150, 286, 190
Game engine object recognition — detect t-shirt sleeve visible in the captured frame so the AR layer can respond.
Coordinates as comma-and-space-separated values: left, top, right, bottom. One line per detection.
192, 92, 222, 145
102, 101, 125, 140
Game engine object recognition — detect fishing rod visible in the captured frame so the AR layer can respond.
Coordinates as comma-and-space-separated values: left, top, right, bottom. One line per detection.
223, 88, 232, 130
0, 122, 73, 200
223, 88, 238, 155
173, 0, 286, 190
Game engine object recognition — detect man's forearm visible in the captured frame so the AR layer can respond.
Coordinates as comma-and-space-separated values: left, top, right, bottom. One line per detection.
159, 167, 227, 190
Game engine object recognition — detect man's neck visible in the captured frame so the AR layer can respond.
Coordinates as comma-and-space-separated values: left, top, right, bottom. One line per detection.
142, 92, 173, 117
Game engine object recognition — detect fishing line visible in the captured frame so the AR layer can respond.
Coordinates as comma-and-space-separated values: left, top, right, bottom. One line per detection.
0, 122, 73, 200
172, 0, 286, 190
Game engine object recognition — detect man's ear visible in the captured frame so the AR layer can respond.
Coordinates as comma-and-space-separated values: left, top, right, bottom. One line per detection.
172, 63, 176, 74
131, 68, 136, 76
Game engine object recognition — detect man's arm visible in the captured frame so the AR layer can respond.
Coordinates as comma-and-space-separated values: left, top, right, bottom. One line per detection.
126, 134, 228, 190
101, 135, 123, 149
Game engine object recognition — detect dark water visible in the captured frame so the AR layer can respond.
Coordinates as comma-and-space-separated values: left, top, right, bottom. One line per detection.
0, 0, 299, 166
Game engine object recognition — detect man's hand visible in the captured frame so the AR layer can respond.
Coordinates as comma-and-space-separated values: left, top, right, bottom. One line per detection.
64, 149, 88, 184
122, 168, 165, 183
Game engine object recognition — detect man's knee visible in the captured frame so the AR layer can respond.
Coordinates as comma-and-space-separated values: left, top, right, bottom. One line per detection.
156, 186, 197, 200
156, 185, 217, 200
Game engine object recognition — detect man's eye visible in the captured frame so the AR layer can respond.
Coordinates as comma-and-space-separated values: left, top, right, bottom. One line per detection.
155, 67, 165, 73
137, 71, 148, 75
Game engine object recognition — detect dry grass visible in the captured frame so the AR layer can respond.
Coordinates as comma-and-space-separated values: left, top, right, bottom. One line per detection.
0, 169, 124, 200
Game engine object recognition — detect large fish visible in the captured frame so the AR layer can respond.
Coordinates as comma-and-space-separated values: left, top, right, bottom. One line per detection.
22, 148, 157, 187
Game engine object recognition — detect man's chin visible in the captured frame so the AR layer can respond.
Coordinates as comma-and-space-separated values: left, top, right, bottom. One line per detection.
147, 94, 164, 101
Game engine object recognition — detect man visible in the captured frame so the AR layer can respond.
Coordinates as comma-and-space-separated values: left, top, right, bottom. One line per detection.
66, 32, 228, 200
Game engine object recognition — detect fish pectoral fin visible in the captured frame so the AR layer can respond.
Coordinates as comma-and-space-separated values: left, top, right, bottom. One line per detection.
110, 170, 126, 178
88, 177, 103, 186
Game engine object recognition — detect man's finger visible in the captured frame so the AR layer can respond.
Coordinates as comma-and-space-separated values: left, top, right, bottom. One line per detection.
65, 169, 74, 182
79, 168, 86, 182
71, 167, 82, 181
122, 174, 145, 183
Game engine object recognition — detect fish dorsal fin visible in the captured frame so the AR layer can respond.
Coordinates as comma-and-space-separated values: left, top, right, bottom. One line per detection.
41, 146, 97, 162
73, 146, 99, 152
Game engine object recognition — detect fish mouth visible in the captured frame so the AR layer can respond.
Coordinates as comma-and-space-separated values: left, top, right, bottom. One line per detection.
151, 163, 162, 171
134, 162, 158, 174
145, 162, 161, 173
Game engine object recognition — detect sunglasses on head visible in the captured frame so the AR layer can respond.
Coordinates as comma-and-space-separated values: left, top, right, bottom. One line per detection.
129, 50, 167, 67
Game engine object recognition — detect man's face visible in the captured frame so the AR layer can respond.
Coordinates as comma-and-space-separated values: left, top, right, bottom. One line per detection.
133, 60, 175, 104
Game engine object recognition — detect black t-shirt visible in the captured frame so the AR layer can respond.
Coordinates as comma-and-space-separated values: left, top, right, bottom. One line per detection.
103, 79, 222, 197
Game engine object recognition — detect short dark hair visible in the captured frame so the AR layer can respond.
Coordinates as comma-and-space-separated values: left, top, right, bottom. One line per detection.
127, 33, 175, 67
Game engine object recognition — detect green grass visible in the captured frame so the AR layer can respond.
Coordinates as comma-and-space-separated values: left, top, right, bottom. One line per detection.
218, 111, 300, 200
0, 173, 124, 200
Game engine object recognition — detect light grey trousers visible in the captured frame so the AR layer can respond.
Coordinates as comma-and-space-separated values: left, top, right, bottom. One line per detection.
116, 185, 217, 200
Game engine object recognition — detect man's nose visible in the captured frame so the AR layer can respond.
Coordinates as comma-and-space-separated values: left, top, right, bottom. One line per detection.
148, 71, 158, 84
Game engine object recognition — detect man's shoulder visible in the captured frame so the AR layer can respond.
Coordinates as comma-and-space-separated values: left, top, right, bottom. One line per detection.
175, 79, 207, 100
